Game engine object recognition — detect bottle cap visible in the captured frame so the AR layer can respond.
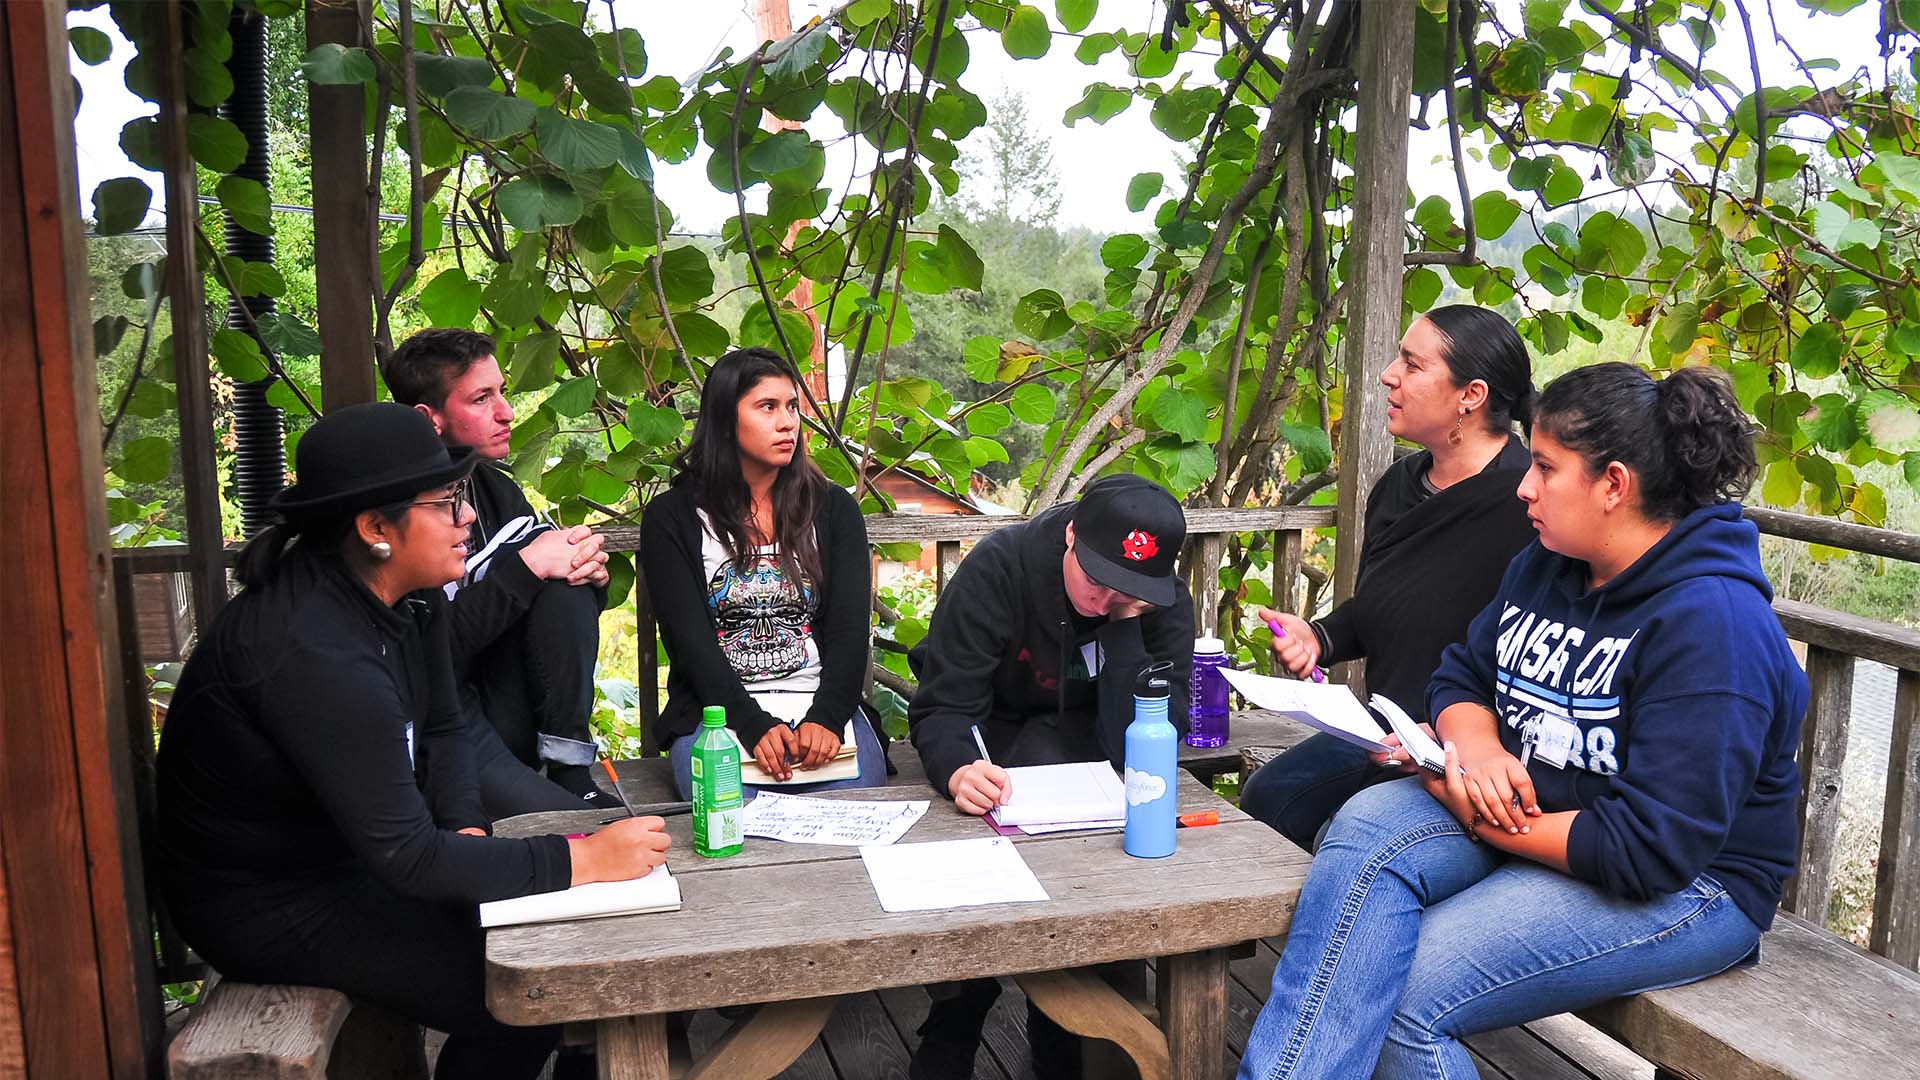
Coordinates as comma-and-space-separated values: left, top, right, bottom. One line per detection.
1134, 659, 1174, 699
701, 705, 726, 727
1194, 635, 1225, 655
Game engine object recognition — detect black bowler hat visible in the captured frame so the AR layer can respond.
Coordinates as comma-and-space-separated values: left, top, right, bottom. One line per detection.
1070, 474, 1186, 608
269, 402, 476, 523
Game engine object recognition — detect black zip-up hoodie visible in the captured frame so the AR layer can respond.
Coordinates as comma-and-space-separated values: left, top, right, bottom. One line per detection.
907, 502, 1195, 797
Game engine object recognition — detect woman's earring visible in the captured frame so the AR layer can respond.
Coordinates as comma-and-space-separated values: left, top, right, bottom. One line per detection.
370, 541, 393, 561
1448, 407, 1467, 448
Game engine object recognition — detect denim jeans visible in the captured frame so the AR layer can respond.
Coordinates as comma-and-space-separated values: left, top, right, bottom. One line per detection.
1241, 731, 1397, 851
1239, 778, 1762, 1080
669, 713, 888, 801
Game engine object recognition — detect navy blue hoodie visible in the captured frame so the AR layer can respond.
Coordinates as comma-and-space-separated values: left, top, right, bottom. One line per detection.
1428, 502, 1806, 930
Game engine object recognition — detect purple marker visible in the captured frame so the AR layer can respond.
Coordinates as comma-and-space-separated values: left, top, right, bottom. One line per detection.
1265, 618, 1327, 683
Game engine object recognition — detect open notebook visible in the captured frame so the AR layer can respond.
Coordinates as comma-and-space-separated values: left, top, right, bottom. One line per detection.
478, 864, 681, 928
988, 761, 1126, 829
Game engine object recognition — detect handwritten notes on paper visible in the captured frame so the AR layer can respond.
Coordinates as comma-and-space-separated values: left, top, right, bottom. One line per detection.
741, 791, 929, 846
860, 836, 1050, 913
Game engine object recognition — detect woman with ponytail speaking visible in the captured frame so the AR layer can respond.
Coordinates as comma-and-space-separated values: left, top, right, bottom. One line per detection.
157, 404, 671, 1080
1245, 305, 1538, 850
1237, 364, 1806, 1080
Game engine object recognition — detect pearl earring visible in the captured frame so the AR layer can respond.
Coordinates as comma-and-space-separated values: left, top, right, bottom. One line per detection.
370, 541, 393, 561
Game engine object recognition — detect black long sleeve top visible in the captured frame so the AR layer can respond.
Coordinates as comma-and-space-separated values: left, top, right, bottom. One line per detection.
156, 543, 573, 928
1310, 437, 1535, 724
640, 482, 873, 750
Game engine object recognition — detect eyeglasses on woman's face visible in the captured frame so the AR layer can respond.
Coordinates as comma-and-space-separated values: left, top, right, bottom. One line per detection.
409, 478, 471, 523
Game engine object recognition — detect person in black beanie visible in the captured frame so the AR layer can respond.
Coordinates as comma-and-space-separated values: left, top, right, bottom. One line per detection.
156, 404, 670, 1080
383, 329, 613, 810
906, 473, 1194, 1080
1243, 304, 1537, 851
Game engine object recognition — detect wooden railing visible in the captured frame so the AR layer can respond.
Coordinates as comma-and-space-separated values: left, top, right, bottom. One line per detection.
112, 501, 1920, 972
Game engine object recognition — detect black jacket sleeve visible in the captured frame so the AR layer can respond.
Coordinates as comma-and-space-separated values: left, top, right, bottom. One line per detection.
907, 539, 1018, 797
639, 493, 785, 750
417, 599, 488, 831
1092, 589, 1196, 766
800, 489, 873, 737
261, 638, 571, 903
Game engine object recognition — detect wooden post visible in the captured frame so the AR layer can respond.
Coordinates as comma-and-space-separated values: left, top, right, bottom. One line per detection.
1872, 669, 1920, 969
635, 563, 660, 757
158, 0, 230, 628
935, 540, 962, 597
307, 0, 377, 407
2, 1, 160, 1072
1330, 0, 1412, 693
1275, 528, 1303, 616
1784, 644, 1851, 921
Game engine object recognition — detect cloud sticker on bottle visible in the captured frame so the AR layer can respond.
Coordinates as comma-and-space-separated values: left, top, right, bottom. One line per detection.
1124, 767, 1167, 807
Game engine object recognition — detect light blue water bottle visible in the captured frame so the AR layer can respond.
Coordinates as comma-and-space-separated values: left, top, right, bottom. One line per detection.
1124, 660, 1179, 859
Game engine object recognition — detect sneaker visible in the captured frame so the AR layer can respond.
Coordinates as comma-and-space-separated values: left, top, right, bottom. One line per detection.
548, 763, 605, 799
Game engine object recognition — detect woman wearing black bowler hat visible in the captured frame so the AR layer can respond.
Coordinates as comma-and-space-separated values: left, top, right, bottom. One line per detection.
156, 403, 671, 1080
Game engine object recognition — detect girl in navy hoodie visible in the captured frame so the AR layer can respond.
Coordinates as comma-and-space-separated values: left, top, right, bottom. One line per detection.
1238, 363, 1807, 1080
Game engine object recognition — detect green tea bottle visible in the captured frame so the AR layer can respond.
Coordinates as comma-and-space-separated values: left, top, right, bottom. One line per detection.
691, 705, 743, 858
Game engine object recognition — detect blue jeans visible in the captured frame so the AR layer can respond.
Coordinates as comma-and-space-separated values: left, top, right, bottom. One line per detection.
1241, 732, 1395, 851
669, 713, 887, 801
1239, 778, 1762, 1080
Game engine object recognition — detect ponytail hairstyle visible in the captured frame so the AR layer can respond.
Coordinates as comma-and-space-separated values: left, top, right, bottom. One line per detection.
233, 498, 416, 589
1532, 362, 1757, 522
1421, 304, 1536, 437
671, 347, 828, 588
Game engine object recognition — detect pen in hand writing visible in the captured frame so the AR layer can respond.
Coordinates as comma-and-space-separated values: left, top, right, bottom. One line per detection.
601, 757, 639, 819
1265, 618, 1327, 683
970, 724, 994, 765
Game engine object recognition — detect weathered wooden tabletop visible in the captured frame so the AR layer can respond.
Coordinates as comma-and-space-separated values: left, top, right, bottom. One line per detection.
488, 770, 1310, 1025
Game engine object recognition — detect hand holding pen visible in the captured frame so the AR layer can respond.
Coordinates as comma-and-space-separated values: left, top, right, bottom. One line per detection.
1257, 607, 1327, 683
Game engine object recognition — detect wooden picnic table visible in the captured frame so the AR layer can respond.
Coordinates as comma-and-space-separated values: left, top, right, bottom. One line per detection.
488, 770, 1312, 1080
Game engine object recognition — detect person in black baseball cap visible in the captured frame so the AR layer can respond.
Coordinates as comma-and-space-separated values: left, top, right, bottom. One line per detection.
904, 472, 1194, 1080
157, 403, 669, 1080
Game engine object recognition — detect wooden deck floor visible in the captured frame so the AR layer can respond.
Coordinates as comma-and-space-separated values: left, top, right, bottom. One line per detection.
645, 936, 1659, 1080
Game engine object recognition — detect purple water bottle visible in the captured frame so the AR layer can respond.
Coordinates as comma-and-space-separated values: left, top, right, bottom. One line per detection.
1187, 636, 1230, 748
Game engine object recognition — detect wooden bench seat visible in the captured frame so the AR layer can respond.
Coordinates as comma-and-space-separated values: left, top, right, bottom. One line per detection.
167, 976, 426, 1079
1579, 912, 1920, 1080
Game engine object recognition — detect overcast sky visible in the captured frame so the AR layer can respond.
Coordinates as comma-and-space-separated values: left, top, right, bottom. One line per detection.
69, 0, 1879, 236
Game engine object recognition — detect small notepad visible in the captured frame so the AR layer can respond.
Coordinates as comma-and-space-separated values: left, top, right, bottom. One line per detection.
478, 864, 681, 928
988, 762, 1126, 828
859, 836, 1049, 913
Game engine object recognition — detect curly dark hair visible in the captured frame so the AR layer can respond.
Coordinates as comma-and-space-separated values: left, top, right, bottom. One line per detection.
1533, 363, 1757, 522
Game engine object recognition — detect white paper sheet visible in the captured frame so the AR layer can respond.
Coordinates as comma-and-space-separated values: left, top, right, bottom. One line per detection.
1220, 667, 1393, 753
988, 761, 1126, 828
479, 864, 681, 928
741, 791, 929, 846
859, 836, 1050, 913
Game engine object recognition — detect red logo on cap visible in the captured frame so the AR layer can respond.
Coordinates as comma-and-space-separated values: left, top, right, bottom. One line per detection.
1121, 530, 1159, 561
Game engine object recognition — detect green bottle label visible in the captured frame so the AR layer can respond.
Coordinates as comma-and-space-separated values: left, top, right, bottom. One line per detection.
692, 722, 743, 857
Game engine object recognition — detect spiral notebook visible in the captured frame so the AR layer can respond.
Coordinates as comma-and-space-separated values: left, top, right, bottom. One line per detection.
987, 762, 1126, 829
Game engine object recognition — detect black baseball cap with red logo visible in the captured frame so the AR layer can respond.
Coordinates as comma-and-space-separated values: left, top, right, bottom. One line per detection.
1069, 474, 1186, 608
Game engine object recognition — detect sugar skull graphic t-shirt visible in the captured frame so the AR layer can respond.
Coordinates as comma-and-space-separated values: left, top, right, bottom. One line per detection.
697, 512, 822, 712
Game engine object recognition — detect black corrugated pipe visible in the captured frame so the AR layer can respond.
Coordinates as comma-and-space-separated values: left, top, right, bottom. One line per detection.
223, 7, 284, 538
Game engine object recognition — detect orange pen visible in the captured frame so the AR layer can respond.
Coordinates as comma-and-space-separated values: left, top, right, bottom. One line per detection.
1177, 810, 1220, 828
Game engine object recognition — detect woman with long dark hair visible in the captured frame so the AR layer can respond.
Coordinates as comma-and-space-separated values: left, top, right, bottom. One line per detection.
1238, 363, 1805, 1079
642, 347, 885, 797
157, 404, 671, 1080
1244, 304, 1538, 850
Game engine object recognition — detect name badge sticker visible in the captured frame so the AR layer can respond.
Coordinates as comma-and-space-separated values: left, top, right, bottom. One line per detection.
1532, 713, 1579, 769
